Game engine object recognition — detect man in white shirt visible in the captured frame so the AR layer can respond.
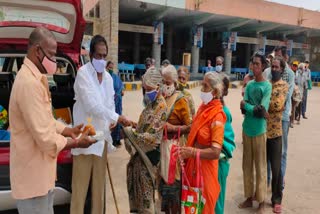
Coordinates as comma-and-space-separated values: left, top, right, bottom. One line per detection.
70, 35, 130, 214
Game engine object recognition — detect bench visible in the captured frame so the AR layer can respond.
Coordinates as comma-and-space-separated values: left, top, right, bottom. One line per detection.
232, 68, 248, 80
118, 62, 135, 82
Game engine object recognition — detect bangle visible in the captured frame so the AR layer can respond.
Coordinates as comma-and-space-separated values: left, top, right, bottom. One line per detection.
193, 148, 197, 158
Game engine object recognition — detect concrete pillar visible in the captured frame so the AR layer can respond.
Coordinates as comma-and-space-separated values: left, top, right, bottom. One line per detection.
224, 49, 232, 74
133, 33, 140, 64
191, 45, 199, 73
166, 27, 173, 62
100, 0, 119, 72
152, 43, 161, 69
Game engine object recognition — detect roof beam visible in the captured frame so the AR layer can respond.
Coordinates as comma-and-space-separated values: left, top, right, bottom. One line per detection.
195, 14, 216, 25
136, 7, 172, 24
172, 13, 213, 28
205, 18, 250, 31
235, 23, 282, 34
256, 24, 283, 34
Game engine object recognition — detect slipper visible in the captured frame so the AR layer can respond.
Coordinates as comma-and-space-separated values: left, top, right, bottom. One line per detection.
273, 204, 282, 213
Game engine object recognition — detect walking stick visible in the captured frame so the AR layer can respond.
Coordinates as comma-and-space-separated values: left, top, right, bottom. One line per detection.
106, 157, 120, 214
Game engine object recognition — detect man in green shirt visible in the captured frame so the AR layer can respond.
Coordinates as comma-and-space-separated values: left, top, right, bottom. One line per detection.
239, 52, 272, 214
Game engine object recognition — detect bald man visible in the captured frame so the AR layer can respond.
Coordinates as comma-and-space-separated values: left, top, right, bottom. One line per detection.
9, 26, 95, 214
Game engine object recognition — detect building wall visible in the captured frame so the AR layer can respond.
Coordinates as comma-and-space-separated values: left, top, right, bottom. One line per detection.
186, 0, 320, 30
82, 0, 99, 16
100, 0, 119, 71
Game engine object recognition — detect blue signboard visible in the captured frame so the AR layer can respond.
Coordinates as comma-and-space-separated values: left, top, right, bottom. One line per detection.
192, 26, 203, 48
222, 32, 237, 51
259, 36, 267, 55
153, 21, 164, 45
286, 40, 293, 56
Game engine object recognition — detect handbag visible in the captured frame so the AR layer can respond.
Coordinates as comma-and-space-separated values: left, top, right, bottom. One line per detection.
181, 150, 205, 214
160, 126, 180, 185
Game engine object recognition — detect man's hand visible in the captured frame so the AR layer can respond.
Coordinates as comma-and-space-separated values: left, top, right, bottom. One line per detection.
118, 115, 132, 127
62, 124, 84, 139
110, 123, 117, 131
76, 128, 97, 148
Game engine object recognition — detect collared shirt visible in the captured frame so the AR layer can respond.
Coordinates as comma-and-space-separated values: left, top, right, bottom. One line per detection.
72, 62, 119, 157
9, 57, 67, 199
264, 64, 294, 122
267, 80, 289, 139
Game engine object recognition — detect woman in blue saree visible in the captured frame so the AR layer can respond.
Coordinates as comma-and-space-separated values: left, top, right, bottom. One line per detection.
107, 61, 124, 147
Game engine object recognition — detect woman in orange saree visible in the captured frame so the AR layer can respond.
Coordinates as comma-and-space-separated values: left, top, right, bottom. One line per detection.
179, 72, 226, 213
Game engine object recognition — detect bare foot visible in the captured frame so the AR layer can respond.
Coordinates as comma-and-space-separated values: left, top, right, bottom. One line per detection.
238, 198, 253, 209
257, 202, 265, 214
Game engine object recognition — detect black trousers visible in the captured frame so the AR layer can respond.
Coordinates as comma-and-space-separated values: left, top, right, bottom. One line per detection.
267, 136, 283, 205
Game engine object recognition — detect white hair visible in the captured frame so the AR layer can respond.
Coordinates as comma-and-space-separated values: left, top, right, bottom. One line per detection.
204, 72, 223, 98
298, 63, 305, 70
161, 64, 178, 82
216, 56, 224, 63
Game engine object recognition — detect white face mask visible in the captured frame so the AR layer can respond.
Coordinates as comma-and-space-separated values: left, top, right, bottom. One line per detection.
162, 84, 176, 97
200, 91, 213, 105
215, 65, 223, 72
92, 58, 106, 73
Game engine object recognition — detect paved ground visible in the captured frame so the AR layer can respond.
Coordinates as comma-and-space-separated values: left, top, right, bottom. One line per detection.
106, 87, 320, 214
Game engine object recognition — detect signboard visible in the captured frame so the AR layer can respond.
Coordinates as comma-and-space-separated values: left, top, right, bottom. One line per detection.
259, 36, 267, 55
286, 40, 293, 56
222, 32, 237, 51
192, 26, 203, 48
153, 21, 164, 45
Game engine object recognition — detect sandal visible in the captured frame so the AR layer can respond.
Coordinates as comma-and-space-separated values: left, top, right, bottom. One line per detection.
273, 204, 282, 213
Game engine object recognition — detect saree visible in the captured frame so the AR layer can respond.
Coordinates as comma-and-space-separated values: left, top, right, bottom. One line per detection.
110, 72, 124, 143
124, 95, 167, 213
215, 106, 236, 214
184, 99, 226, 214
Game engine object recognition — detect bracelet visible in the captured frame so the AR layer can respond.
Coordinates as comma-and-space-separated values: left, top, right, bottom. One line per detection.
193, 148, 197, 158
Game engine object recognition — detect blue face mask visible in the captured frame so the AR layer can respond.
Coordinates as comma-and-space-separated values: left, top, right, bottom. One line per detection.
145, 90, 158, 103
249, 70, 254, 77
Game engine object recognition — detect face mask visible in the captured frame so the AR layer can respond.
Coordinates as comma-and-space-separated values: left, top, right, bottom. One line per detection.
215, 65, 223, 72
145, 90, 158, 103
200, 91, 213, 105
249, 70, 254, 77
92, 58, 106, 73
271, 70, 282, 81
108, 69, 113, 75
38, 47, 57, 74
162, 84, 175, 97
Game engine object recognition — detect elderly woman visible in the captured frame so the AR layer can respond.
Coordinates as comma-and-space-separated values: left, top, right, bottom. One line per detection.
179, 72, 226, 213
177, 66, 196, 118
124, 67, 167, 213
159, 65, 192, 214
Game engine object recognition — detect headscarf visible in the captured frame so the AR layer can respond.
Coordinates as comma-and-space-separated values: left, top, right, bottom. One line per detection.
142, 67, 162, 88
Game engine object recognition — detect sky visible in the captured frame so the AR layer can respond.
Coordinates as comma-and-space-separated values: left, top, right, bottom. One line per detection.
265, 0, 320, 11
